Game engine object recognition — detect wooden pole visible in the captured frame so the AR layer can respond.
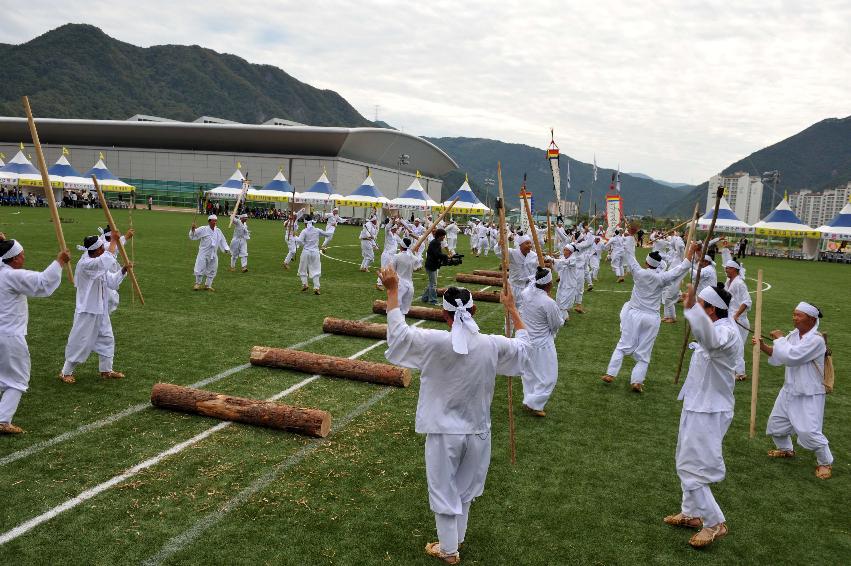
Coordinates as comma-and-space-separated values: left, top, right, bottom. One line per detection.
521, 192, 545, 267
497, 162, 517, 465
749, 269, 764, 439
372, 300, 445, 322
473, 269, 503, 278
151, 383, 331, 437
250, 346, 411, 388
229, 179, 248, 228
674, 187, 724, 383
412, 196, 460, 252
93, 177, 145, 305
437, 287, 501, 303
322, 317, 387, 340
546, 211, 553, 255
129, 190, 135, 305
21, 96, 73, 283
455, 273, 503, 287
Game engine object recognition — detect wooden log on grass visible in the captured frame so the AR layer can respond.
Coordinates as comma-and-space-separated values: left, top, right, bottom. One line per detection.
150, 383, 330, 437
250, 345, 411, 388
322, 317, 387, 340
437, 287, 501, 303
472, 269, 503, 278
455, 273, 503, 287
372, 299, 445, 322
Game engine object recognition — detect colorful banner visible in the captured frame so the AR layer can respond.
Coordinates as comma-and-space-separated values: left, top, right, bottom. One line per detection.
755, 227, 821, 238
605, 193, 623, 235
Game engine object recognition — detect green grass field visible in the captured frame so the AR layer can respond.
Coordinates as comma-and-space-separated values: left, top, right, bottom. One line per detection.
0, 206, 848, 565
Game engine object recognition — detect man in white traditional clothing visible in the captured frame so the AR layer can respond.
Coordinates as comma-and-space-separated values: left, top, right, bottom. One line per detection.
228, 214, 251, 273
444, 219, 460, 255
359, 217, 379, 271
190, 215, 230, 291
554, 222, 569, 251
0, 239, 69, 434
605, 229, 626, 282
588, 235, 605, 282
379, 266, 529, 565
377, 220, 402, 290
691, 255, 718, 296
667, 230, 686, 263
495, 234, 538, 314
468, 219, 480, 255
411, 218, 427, 261
718, 245, 751, 380
475, 221, 489, 257
571, 233, 593, 313
391, 236, 422, 314
755, 302, 833, 479
519, 266, 564, 416
102, 225, 134, 313
59, 234, 130, 384
296, 214, 333, 295
664, 282, 738, 548
283, 213, 301, 270
320, 207, 342, 250
602, 243, 697, 392
548, 244, 580, 321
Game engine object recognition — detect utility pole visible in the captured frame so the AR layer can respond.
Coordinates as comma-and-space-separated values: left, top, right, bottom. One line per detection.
396, 153, 410, 198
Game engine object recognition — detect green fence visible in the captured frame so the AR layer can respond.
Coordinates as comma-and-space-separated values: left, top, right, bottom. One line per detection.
123, 178, 215, 209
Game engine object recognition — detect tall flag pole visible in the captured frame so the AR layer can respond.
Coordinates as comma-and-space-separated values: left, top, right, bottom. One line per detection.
593, 155, 598, 182
546, 129, 562, 218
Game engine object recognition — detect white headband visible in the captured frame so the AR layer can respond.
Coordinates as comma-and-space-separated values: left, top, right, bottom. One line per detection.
795, 302, 820, 319
208, 214, 217, 220
698, 286, 728, 311
77, 236, 105, 252
1, 240, 23, 260
442, 294, 479, 355
535, 269, 553, 285
646, 255, 661, 268
703, 255, 715, 266
399, 238, 411, 250
517, 235, 531, 245
724, 259, 741, 270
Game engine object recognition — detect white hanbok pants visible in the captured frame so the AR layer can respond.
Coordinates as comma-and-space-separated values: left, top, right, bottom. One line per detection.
589, 256, 600, 280
611, 253, 624, 277
62, 312, 115, 374
230, 239, 248, 268
766, 388, 833, 465
480, 238, 491, 256
447, 235, 457, 254
521, 342, 558, 410
426, 432, 491, 555
298, 249, 322, 288
606, 304, 661, 384
733, 315, 749, 375
676, 409, 733, 527
360, 241, 375, 269
194, 254, 218, 285
284, 243, 297, 265
378, 250, 395, 286
0, 336, 31, 423
398, 279, 414, 314
322, 227, 336, 248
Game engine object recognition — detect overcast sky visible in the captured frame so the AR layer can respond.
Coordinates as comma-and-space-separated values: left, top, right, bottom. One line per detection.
3, 0, 849, 183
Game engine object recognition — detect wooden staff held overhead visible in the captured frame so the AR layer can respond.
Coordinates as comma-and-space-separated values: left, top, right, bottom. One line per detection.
229, 179, 249, 228
93, 177, 145, 305
21, 96, 74, 283
749, 269, 764, 438
412, 196, 460, 253
674, 186, 724, 384
497, 161, 517, 465
521, 192, 545, 267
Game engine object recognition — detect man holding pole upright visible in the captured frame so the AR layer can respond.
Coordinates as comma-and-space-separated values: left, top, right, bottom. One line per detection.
359, 216, 379, 272
296, 214, 333, 295
495, 235, 538, 312
190, 215, 230, 291
59, 233, 130, 384
754, 302, 833, 479
0, 239, 70, 434
229, 214, 250, 273
103, 226, 134, 313
664, 281, 738, 548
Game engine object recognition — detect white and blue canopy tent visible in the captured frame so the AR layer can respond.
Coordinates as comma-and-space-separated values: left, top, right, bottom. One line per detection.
697, 196, 752, 234
204, 168, 252, 200
389, 175, 440, 211
817, 201, 851, 241
85, 157, 134, 193
297, 171, 343, 205
49, 154, 94, 191
0, 150, 43, 188
251, 170, 297, 203
0, 154, 4, 168
336, 173, 389, 208
752, 195, 821, 259
440, 174, 490, 215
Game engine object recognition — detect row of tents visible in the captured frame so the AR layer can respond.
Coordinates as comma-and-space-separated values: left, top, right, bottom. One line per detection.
697, 194, 851, 241
0, 150, 133, 192
204, 168, 491, 215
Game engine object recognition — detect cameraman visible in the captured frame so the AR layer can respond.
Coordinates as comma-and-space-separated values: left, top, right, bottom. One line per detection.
420, 228, 449, 305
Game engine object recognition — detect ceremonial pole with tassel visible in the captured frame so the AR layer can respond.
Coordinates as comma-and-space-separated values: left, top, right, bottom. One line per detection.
22, 96, 73, 283
521, 192, 546, 267
496, 162, 516, 464
674, 186, 724, 384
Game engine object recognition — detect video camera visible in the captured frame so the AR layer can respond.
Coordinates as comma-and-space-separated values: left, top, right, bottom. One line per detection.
444, 254, 464, 267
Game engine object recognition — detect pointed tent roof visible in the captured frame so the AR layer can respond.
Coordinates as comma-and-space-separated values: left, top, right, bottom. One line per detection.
84, 158, 134, 192
753, 196, 819, 237
390, 176, 440, 210
262, 170, 294, 193
0, 150, 38, 175
49, 155, 83, 178
252, 170, 297, 203
298, 171, 342, 204
697, 196, 752, 233
442, 175, 490, 215
0, 150, 47, 188
336, 174, 389, 208
205, 168, 251, 200
817, 201, 851, 239
49, 154, 93, 190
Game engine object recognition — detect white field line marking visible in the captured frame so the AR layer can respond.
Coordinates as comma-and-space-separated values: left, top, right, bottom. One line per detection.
0, 316, 376, 469
0, 321, 417, 546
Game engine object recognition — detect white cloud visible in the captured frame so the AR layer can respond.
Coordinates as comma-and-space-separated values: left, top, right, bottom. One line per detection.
2, 0, 849, 183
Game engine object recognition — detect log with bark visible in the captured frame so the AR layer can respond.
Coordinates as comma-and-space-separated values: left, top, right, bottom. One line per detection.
473, 269, 503, 278
437, 287, 501, 303
454, 273, 504, 287
372, 299, 446, 322
250, 346, 411, 387
322, 317, 387, 340
150, 383, 331, 437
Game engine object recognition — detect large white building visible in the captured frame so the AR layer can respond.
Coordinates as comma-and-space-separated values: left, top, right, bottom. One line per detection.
788, 182, 851, 227
707, 171, 764, 225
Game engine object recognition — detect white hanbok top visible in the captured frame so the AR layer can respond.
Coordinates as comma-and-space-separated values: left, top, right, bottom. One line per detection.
73, 253, 126, 315
445, 223, 460, 238
606, 235, 625, 255
385, 308, 529, 434
724, 274, 751, 316
624, 254, 691, 313
383, 227, 401, 254
297, 224, 332, 252
231, 218, 251, 241
360, 223, 378, 241
678, 305, 739, 413
495, 247, 538, 286
0, 260, 62, 336
189, 226, 230, 259
324, 213, 342, 228
519, 287, 563, 346
768, 328, 826, 396
691, 264, 718, 294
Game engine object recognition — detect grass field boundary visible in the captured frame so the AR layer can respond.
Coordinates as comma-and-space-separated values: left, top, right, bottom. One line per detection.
0, 316, 376, 469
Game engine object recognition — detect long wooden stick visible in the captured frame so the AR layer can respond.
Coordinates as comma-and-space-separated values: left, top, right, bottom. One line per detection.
546, 210, 553, 255
129, 191, 136, 306
93, 177, 145, 305
521, 193, 545, 267
674, 187, 724, 383
229, 180, 248, 228
749, 269, 764, 438
412, 196, 460, 252
497, 162, 516, 465
21, 96, 73, 283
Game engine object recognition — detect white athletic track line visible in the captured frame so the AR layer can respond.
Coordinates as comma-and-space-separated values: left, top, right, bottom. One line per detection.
0, 323, 419, 547
0, 316, 377, 469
